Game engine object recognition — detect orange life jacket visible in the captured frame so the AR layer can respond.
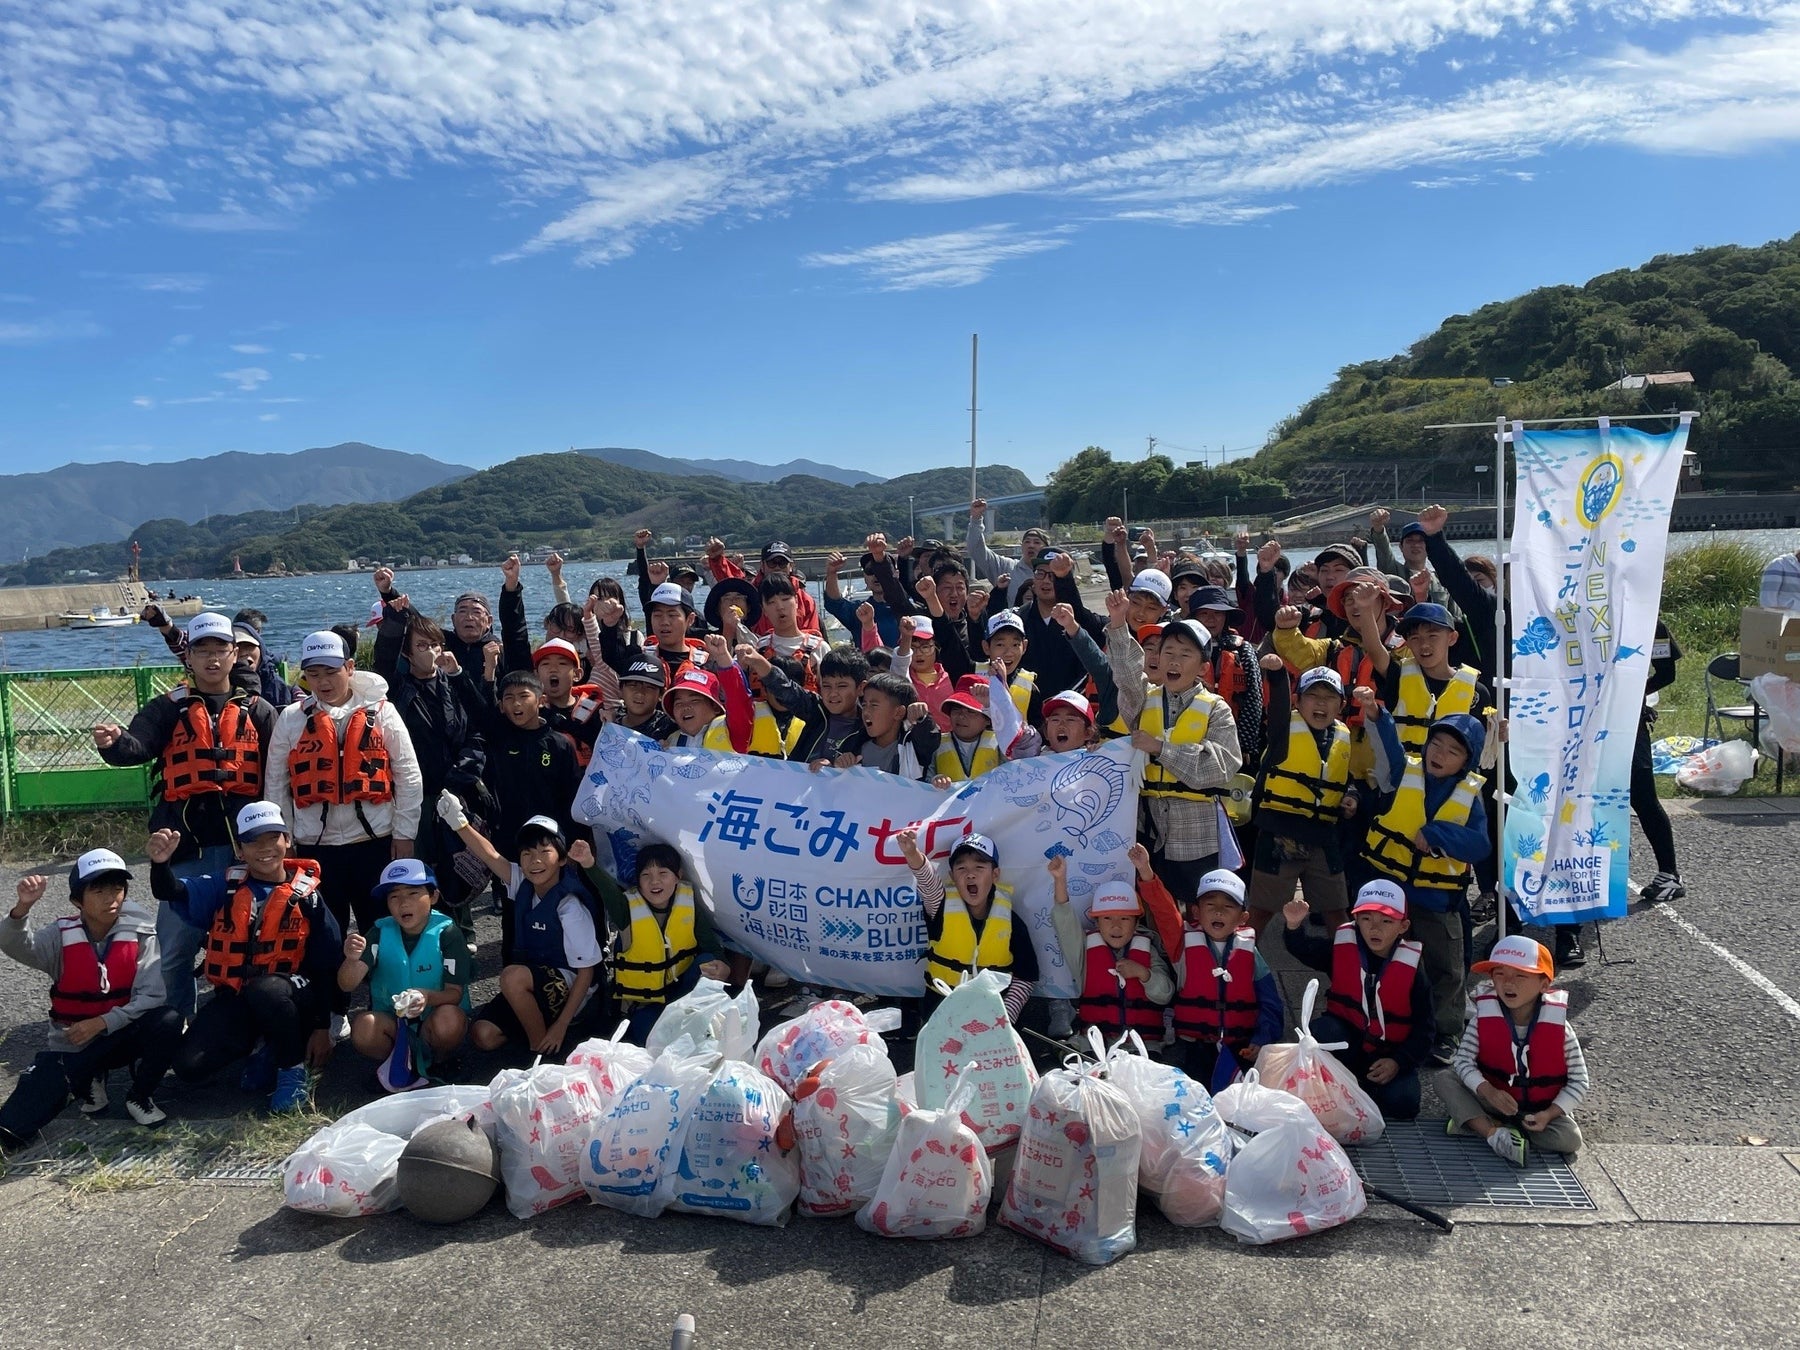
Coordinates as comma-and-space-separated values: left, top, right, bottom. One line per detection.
48, 918, 138, 1024
159, 689, 263, 801
1324, 924, 1422, 1056
1174, 927, 1260, 1048
551, 683, 606, 767
1075, 932, 1164, 1036
202, 859, 320, 992
1474, 988, 1571, 1114
288, 700, 393, 808
1202, 635, 1254, 715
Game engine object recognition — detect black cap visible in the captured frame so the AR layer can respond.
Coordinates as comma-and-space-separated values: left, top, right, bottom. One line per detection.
620, 655, 667, 687
762, 541, 793, 562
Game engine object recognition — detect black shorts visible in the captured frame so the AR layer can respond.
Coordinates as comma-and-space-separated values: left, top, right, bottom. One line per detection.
473, 965, 571, 1044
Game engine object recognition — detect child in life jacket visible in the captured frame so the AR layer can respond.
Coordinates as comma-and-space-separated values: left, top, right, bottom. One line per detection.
1438, 936, 1587, 1165
751, 573, 829, 677
661, 637, 758, 751
930, 659, 1039, 786
758, 643, 867, 764
722, 646, 813, 760
1360, 687, 1490, 1065
1039, 689, 1099, 755
1047, 856, 1175, 1046
337, 859, 473, 1090
578, 840, 729, 1045
151, 802, 345, 1113
617, 654, 677, 743
0, 852, 184, 1147
1280, 879, 1434, 1119
439, 800, 605, 1056
644, 580, 709, 683
532, 637, 618, 768
1172, 869, 1285, 1094
1246, 658, 1356, 936
899, 830, 1036, 1023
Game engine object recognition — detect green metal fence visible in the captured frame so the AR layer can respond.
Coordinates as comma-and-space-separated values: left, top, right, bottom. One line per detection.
0, 666, 187, 817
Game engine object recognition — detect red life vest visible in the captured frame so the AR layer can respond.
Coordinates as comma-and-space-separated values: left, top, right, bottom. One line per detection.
553, 683, 606, 767
159, 689, 263, 801
47, 917, 139, 1025
1202, 635, 1253, 714
1174, 927, 1261, 1048
1474, 988, 1571, 1114
646, 638, 707, 683
1324, 924, 1422, 1055
288, 700, 394, 809
1074, 933, 1164, 1036
202, 859, 320, 991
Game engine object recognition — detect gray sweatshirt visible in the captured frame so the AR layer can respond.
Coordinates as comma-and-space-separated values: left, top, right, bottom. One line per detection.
0, 899, 166, 1053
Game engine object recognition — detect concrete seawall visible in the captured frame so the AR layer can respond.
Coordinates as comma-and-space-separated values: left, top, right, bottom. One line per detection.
0, 582, 201, 633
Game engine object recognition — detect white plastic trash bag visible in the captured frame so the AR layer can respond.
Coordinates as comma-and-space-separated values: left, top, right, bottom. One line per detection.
856, 1063, 992, 1240
492, 1062, 610, 1219
1216, 1073, 1366, 1245
284, 1084, 494, 1217
581, 1036, 720, 1218
665, 1060, 799, 1227
647, 977, 760, 1063
917, 971, 1037, 1153
792, 1042, 900, 1217
998, 1042, 1141, 1265
1106, 1033, 1233, 1227
567, 1022, 656, 1108
1252, 980, 1385, 1145
1675, 737, 1756, 795
1752, 672, 1800, 761
756, 999, 883, 1093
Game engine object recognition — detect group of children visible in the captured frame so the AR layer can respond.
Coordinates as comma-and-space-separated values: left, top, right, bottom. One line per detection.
0, 503, 1588, 1170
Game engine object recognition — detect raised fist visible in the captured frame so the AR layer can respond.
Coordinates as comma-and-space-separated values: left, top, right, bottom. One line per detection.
1050, 602, 1078, 635
1257, 539, 1283, 574
864, 533, 887, 561
969, 499, 987, 520
373, 566, 395, 595
92, 723, 122, 750
567, 838, 595, 869
647, 560, 670, 586
1233, 530, 1251, 553
1353, 685, 1380, 717
344, 932, 367, 960
146, 828, 182, 864
500, 554, 521, 589
1104, 589, 1131, 626
1046, 854, 1067, 885
633, 529, 654, 549
1259, 651, 1285, 671
1282, 898, 1311, 930
545, 551, 564, 578
1274, 605, 1302, 630
1417, 505, 1448, 535
1368, 507, 1390, 532
706, 537, 726, 558
826, 551, 846, 574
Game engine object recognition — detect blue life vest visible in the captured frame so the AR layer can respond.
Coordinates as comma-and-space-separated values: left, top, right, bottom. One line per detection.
511, 865, 595, 970
369, 912, 470, 1011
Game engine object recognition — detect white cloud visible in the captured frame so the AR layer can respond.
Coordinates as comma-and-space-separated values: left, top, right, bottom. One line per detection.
805, 224, 1074, 289
287, 352, 316, 361
132, 395, 155, 408
258, 412, 279, 421
1, 2, 1796, 265
231, 342, 270, 354
0, 315, 104, 345
218, 366, 271, 392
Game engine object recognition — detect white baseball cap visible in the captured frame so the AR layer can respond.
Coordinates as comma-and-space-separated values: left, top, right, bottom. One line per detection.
186, 612, 235, 645
1297, 667, 1345, 696
986, 610, 1026, 638
299, 630, 347, 670
1352, 879, 1408, 919
70, 848, 131, 894
909, 617, 935, 641
1128, 569, 1173, 604
649, 582, 688, 609
1089, 882, 1142, 917
372, 857, 436, 899
235, 800, 289, 840
1196, 868, 1247, 906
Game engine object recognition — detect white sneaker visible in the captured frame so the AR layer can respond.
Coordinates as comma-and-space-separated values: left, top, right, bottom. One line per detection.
331, 1012, 352, 1043
73, 1079, 108, 1115
761, 968, 792, 991
125, 1096, 167, 1128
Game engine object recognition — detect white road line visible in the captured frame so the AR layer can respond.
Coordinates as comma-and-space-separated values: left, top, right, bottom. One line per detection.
1650, 901, 1800, 1023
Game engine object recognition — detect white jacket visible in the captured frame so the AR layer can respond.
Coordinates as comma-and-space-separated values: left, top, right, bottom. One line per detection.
263, 671, 424, 847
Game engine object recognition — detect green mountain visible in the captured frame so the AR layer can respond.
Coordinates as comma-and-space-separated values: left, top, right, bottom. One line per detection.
0, 455, 1033, 582
1239, 232, 1800, 496
576, 446, 883, 487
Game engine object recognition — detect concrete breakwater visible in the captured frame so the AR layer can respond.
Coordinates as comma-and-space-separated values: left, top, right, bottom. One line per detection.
0, 581, 201, 633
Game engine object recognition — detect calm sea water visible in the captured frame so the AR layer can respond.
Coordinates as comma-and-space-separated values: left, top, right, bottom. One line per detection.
6, 527, 1797, 673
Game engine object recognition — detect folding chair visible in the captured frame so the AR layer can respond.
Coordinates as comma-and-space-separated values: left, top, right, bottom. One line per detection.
1704, 652, 1767, 779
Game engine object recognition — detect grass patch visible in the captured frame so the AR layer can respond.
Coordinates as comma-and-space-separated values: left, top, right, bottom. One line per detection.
0, 810, 143, 864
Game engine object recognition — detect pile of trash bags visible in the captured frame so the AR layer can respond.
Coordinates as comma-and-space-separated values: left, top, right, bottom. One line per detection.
284, 975, 1374, 1256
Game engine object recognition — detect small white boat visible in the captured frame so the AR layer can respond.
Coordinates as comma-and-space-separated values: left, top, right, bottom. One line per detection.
61, 607, 138, 630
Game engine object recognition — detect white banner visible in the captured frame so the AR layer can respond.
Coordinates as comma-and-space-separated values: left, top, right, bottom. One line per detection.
1504, 419, 1689, 922
572, 725, 1147, 998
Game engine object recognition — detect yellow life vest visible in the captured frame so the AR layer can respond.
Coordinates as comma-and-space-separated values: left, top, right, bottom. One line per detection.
924, 883, 1015, 990
1005, 669, 1036, 719
701, 703, 802, 758
934, 731, 1002, 782
613, 885, 698, 1003
1137, 683, 1229, 799
1364, 761, 1487, 891
1393, 662, 1481, 754
1258, 711, 1352, 823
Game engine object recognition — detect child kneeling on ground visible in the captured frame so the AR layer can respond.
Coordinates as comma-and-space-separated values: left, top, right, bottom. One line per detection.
1172, 869, 1285, 1093
0, 851, 184, 1146
1047, 854, 1173, 1045
1280, 879, 1433, 1119
437, 793, 603, 1056
900, 829, 1035, 1022
579, 841, 729, 1045
1438, 936, 1587, 1166
337, 859, 473, 1090
150, 802, 343, 1113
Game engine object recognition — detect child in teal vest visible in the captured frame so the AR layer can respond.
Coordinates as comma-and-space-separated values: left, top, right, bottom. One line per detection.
337, 859, 473, 1090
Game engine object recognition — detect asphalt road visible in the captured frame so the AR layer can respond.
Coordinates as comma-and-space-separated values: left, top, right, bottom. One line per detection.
0, 799, 1796, 1347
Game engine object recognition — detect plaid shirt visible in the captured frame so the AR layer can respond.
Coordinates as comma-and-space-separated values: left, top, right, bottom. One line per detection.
1108, 626, 1242, 861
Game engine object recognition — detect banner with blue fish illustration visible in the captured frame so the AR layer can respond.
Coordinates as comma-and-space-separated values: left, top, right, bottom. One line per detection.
572, 724, 1144, 997
1505, 419, 1689, 922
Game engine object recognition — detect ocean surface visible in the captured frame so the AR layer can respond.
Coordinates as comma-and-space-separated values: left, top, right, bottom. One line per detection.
5, 527, 1797, 673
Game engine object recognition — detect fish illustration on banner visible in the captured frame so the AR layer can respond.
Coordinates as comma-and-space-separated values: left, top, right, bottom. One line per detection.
572, 728, 1145, 998
1503, 419, 1689, 923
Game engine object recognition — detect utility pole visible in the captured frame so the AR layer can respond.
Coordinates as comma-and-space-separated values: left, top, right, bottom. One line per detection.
1147, 434, 1157, 459
968, 334, 979, 503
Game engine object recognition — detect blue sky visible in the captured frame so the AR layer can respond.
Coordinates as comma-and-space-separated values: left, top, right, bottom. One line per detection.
3, 1, 1798, 487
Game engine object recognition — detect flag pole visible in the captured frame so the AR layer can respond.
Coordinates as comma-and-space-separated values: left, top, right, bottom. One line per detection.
1494, 416, 1510, 943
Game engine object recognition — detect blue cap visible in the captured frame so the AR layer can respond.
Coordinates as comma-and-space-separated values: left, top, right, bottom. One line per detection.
372, 857, 437, 900
1398, 521, 1428, 540
1397, 602, 1456, 634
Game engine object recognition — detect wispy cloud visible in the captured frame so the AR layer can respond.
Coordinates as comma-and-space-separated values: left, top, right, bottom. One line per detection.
805, 225, 1075, 290
218, 367, 270, 392
131, 395, 154, 408
258, 412, 279, 422
230, 342, 270, 354
0, 315, 104, 345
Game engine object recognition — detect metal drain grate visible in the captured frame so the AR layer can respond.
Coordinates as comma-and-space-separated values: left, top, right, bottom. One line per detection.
3, 1118, 285, 1187
1346, 1119, 1595, 1210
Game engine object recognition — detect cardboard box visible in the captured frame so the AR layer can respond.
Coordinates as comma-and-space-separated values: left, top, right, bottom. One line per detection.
1739, 607, 1800, 679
